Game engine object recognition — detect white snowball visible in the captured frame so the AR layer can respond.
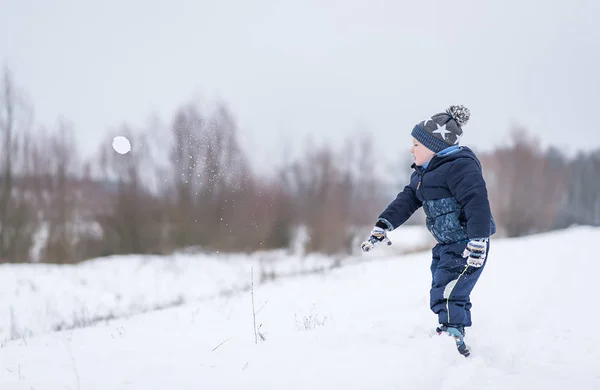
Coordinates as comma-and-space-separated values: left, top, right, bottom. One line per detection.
112, 136, 131, 154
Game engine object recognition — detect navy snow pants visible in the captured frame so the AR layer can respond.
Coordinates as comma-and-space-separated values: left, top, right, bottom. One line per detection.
429, 240, 489, 327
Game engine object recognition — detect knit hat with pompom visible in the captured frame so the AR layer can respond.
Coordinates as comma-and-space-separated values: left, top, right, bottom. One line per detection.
411, 105, 470, 153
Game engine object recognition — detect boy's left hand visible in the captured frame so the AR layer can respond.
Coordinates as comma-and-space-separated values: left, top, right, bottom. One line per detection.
463, 238, 488, 267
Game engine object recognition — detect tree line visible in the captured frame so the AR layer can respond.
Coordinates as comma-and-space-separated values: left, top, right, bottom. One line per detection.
1, 68, 598, 263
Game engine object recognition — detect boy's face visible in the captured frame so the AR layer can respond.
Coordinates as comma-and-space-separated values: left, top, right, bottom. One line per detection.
411, 137, 435, 166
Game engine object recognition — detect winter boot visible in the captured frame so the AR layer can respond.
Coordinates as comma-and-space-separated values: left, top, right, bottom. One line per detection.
436, 325, 470, 357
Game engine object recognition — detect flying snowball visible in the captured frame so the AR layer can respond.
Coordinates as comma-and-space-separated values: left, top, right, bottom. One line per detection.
112, 136, 131, 154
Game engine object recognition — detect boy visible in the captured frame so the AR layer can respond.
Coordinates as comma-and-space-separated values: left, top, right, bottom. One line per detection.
361, 105, 495, 357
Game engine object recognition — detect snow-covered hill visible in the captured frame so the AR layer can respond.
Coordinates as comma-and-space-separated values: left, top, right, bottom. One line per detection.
1, 226, 599, 389
0, 225, 432, 342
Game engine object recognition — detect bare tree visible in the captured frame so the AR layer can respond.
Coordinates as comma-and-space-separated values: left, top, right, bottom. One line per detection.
90, 126, 166, 256
482, 126, 566, 237
560, 149, 600, 227
204, 104, 254, 249
167, 101, 263, 252
41, 119, 80, 263
341, 133, 391, 227
276, 131, 394, 254
0, 67, 38, 262
168, 103, 206, 247
278, 140, 347, 254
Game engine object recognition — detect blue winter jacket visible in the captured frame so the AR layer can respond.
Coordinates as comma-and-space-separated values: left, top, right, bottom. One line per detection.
377, 146, 496, 244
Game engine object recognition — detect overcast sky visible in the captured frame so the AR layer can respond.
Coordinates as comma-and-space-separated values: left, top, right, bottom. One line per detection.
1, 0, 599, 172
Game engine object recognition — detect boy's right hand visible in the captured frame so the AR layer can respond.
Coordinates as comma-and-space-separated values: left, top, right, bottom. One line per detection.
369, 227, 387, 242
360, 227, 391, 252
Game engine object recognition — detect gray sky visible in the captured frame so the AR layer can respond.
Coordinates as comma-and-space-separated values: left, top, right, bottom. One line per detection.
1, 0, 599, 173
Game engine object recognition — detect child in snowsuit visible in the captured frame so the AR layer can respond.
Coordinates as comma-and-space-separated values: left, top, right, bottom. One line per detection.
361, 105, 495, 357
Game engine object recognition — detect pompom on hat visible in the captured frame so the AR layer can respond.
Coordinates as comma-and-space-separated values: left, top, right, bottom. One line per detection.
411, 105, 470, 153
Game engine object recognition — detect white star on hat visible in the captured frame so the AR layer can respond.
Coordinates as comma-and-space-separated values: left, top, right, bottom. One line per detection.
432, 123, 451, 140
454, 133, 463, 145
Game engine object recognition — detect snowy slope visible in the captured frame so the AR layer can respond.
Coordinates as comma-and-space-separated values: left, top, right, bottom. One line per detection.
1, 227, 599, 389
0, 251, 343, 342
0, 225, 431, 342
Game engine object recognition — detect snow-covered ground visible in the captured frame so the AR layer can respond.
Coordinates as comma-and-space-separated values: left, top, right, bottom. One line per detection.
1, 226, 599, 389
0, 225, 432, 342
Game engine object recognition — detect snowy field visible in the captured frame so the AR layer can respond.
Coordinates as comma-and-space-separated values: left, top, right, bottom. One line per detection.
1, 226, 599, 389
0, 225, 432, 342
